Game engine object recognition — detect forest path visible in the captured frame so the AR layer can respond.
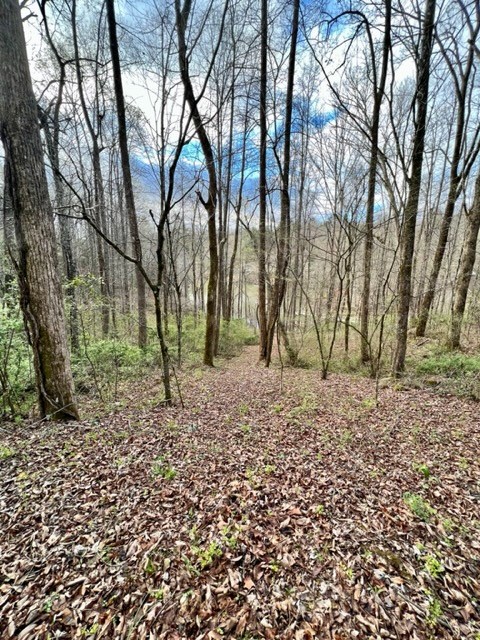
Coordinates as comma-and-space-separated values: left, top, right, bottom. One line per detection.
1, 347, 480, 639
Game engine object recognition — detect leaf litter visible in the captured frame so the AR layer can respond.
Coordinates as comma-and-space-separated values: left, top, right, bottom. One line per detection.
1, 346, 479, 639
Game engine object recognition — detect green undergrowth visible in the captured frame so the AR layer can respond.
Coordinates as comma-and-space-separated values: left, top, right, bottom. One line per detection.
0, 291, 35, 418
180, 316, 257, 361
0, 296, 257, 419
415, 352, 480, 377
277, 319, 480, 400
412, 352, 480, 400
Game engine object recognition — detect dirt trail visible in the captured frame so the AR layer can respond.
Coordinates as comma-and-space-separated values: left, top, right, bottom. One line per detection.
1, 347, 479, 639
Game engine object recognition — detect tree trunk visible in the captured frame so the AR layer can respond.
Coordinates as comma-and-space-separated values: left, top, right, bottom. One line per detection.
360, 0, 391, 362
175, 0, 223, 366
264, 0, 300, 366
0, 0, 78, 420
416, 30, 478, 337
450, 171, 480, 349
258, 0, 268, 360
71, 0, 111, 337
40, 106, 80, 353
106, 0, 148, 348
392, 0, 436, 376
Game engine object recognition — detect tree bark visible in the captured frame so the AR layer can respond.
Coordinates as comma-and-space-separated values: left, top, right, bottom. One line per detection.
106, 0, 148, 349
450, 171, 480, 349
265, 0, 300, 366
175, 0, 223, 366
392, 0, 436, 376
360, 0, 391, 362
416, 26, 478, 337
0, 0, 78, 420
71, 0, 111, 337
258, 0, 268, 360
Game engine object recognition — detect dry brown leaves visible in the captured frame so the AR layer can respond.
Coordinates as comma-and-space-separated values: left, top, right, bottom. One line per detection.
1, 347, 479, 639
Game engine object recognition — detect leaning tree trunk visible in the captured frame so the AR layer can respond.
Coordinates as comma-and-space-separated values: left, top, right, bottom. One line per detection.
0, 0, 78, 420
450, 170, 480, 349
392, 0, 436, 376
416, 30, 478, 337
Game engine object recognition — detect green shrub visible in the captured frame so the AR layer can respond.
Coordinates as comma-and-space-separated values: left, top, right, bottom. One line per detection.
179, 315, 207, 358
416, 353, 480, 378
217, 319, 257, 357
0, 292, 35, 416
72, 338, 159, 395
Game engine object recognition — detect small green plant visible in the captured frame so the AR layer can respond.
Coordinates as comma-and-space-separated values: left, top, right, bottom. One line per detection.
287, 392, 318, 419
152, 456, 177, 480
339, 430, 352, 447
144, 556, 156, 575
165, 419, 180, 433
414, 541, 426, 554
410, 424, 422, 441
269, 561, 280, 573
238, 402, 249, 416
361, 397, 376, 410
221, 524, 240, 549
426, 597, 442, 628
98, 545, 115, 566
413, 462, 431, 480
240, 423, 251, 435
62, 441, 75, 457
112, 430, 129, 442
0, 444, 15, 460
43, 593, 59, 613
314, 504, 325, 515
150, 588, 164, 600
192, 541, 223, 569
114, 454, 134, 468
340, 563, 354, 580
458, 457, 469, 470
441, 518, 455, 533
424, 554, 444, 578
403, 492, 436, 521
81, 623, 99, 636
182, 554, 200, 576
264, 464, 276, 475
85, 431, 100, 444
273, 404, 283, 413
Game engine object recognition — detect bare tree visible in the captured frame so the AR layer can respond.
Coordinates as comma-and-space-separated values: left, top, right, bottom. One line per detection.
175, 0, 229, 366
258, 0, 268, 360
416, 2, 480, 337
264, 0, 300, 367
106, 0, 148, 348
393, 0, 436, 376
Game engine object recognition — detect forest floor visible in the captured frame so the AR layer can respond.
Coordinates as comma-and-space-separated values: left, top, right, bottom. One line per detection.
1, 346, 480, 640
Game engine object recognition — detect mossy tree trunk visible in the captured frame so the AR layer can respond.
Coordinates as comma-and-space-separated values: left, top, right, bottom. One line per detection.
0, 0, 79, 420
